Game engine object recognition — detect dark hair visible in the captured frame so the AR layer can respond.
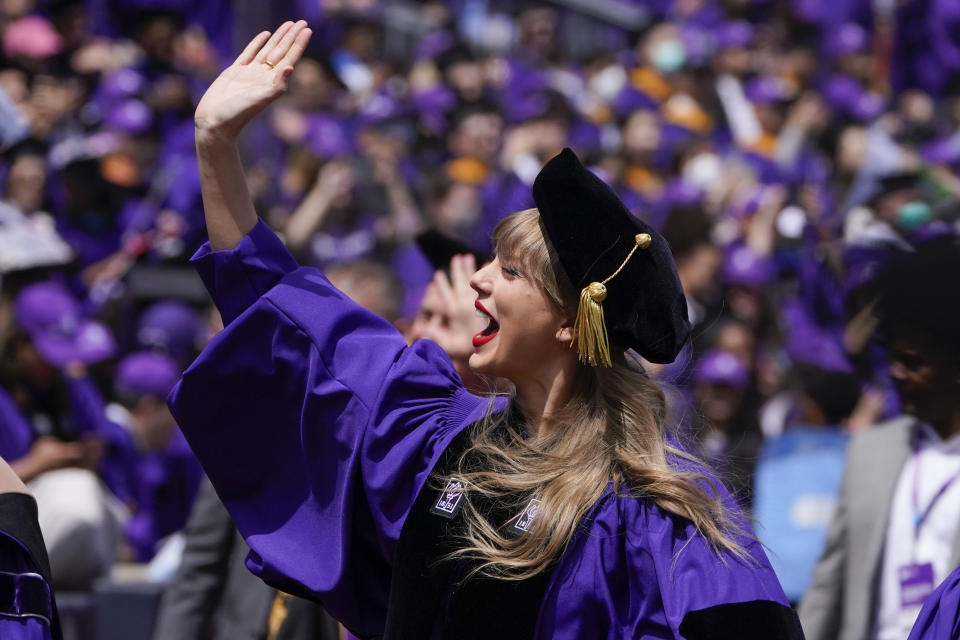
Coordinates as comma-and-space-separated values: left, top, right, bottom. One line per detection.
797, 366, 862, 425
876, 237, 960, 363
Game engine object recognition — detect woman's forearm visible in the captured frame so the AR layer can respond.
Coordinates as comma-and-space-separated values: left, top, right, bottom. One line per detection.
196, 129, 259, 251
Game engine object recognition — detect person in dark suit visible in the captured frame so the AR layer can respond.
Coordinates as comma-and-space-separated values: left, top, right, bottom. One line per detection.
152, 477, 339, 640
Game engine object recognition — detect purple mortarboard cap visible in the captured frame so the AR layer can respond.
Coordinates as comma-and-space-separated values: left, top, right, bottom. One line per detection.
415, 30, 456, 60
105, 99, 154, 136
783, 301, 853, 373
922, 134, 960, 166
825, 23, 868, 57
820, 74, 885, 122
14, 282, 116, 366
722, 244, 777, 288
694, 349, 750, 390
411, 85, 457, 137
745, 75, 794, 105
136, 300, 201, 359
848, 91, 886, 123
820, 74, 860, 110
791, 0, 824, 23
680, 25, 713, 66
98, 69, 147, 102
356, 90, 409, 127
502, 88, 552, 124
611, 86, 658, 120
115, 351, 180, 397
661, 178, 704, 208
715, 20, 754, 51
303, 114, 354, 159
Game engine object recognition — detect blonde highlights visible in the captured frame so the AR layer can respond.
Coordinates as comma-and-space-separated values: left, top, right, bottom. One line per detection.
447, 208, 750, 580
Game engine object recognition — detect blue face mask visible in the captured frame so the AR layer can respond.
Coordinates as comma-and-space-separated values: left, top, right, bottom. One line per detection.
651, 40, 686, 75
896, 201, 932, 230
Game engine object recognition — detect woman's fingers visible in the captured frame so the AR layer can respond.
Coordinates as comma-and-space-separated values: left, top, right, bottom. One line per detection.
270, 20, 309, 68
254, 21, 294, 63
281, 25, 313, 72
235, 30, 271, 66
451, 254, 476, 293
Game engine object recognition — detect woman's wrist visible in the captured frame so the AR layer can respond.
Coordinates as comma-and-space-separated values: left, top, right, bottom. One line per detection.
195, 123, 239, 149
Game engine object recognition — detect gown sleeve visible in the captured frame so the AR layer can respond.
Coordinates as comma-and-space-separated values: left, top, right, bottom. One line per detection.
168, 220, 487, 638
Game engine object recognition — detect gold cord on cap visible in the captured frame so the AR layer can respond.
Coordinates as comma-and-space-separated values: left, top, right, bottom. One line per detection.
573, 233, 652, 367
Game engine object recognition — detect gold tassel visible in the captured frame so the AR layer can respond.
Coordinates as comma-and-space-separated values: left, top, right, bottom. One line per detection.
573, 233, 652, 367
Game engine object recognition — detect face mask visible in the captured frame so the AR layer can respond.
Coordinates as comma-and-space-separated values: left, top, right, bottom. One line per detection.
651, 40, 686, 75
896, 201, 932, 230
683, 153, 721, 188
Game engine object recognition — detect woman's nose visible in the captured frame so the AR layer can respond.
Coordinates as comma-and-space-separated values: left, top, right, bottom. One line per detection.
469, 262, 491, 294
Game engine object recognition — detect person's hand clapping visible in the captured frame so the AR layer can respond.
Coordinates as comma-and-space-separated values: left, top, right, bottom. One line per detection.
194, 20, 312, 141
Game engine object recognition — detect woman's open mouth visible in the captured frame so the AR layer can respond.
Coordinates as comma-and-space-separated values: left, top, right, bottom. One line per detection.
473, 301, 499, 348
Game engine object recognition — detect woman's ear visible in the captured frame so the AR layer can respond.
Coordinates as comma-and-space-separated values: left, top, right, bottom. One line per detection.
556, 324, 575, 345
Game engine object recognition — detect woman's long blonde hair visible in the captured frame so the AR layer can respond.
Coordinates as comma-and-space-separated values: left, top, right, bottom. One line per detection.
448, 208, 750, 580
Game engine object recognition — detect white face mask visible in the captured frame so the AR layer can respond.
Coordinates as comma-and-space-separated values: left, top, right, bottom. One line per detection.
650, 39, 686, 74
589, 65, 627, 102
683, 153, 721, 188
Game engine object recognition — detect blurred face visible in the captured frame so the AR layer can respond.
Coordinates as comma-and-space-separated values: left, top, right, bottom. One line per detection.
448, 112, 502, 165
406, 281, 445, 344
695, 383, 744, 428
7, 153, 47, 213
468, 256, 572, 384
446, 60, 485, 102
622, 110, 660, 157
888, 336, 960, 426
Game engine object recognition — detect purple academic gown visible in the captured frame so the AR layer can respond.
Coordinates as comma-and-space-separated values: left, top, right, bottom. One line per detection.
908, 564, 960, 639
168, 220, 793, 639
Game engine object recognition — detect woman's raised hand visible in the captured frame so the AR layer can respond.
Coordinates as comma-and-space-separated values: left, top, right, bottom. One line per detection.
194, 21, 312, 141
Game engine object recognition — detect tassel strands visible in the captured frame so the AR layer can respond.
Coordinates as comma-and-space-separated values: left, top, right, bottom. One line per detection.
573, 233, 652, 367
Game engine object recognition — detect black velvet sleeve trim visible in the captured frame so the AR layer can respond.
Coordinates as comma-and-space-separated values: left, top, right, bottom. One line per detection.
0, 493, 52, 583
679, 600, 805, 640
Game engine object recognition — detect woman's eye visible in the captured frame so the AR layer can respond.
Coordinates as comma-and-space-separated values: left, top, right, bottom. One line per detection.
501, 265, 521, 277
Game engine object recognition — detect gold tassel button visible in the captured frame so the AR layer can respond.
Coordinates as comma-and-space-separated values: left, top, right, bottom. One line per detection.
586, 282, 607, 302
573, 232, 654, 368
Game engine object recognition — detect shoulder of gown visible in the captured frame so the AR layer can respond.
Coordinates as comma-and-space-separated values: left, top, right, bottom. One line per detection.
168, 219, 494, 637
538, 477, 801, 640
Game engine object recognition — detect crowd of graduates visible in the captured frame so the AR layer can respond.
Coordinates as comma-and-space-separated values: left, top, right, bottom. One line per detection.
2, 0, 960, 637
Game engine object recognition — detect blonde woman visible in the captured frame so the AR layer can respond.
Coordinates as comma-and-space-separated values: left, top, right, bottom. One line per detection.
171, 21, 800, 639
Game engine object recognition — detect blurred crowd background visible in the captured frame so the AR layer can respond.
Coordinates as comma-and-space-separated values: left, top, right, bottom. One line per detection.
2, 0, 960, 637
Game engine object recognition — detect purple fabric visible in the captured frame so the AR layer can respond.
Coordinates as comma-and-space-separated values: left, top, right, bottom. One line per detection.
169, 220, 790, 638
0, 535, 53, 640
124, 429, 202, 561
907, 563, 960, 639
